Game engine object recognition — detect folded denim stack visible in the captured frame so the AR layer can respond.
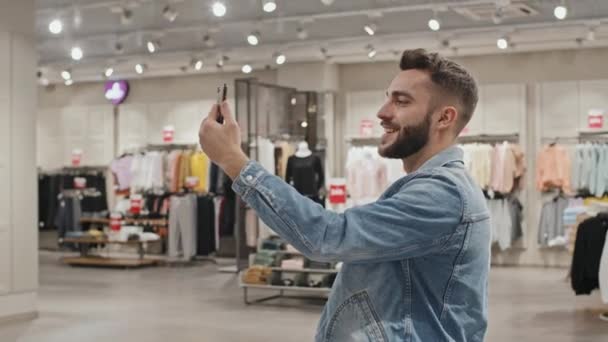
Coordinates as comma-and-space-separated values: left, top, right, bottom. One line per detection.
241, 266, 272, 285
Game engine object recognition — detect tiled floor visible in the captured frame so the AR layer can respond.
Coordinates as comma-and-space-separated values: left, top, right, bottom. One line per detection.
1, 252, 607, 342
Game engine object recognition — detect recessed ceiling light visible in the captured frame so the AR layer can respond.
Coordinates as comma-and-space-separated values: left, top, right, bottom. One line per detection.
49, 19, 63, 34
104, 67, 114, 78
192, 59, 203, 70
147, 40, 158, 53
428, 18, 440, 31
71, 46, 83, 61
162, 5, 179, 22
247, 31, 260, 46
364, 24, 377, 36
212, 2, 227, 17
554, 5, 567, 20
366, 45, 377, 59
263, 1, 277, 13
65, 79, 73, 86
497, 37, 509, 49
301, 121, 308, 128
135, 63, 146, 74
274, 52, 286, 65
61, 69, 72, 80
242, 64, 253, 74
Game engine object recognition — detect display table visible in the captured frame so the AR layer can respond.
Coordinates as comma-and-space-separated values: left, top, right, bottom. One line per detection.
60, 237, 159, 268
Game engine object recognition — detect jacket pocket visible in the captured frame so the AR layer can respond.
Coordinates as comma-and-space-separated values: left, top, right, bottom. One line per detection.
325, 291, 388, 342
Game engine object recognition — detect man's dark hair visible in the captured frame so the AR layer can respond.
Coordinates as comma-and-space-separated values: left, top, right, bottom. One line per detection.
400, 49, 478, 131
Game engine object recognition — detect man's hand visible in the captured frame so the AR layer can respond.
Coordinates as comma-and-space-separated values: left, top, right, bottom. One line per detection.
199, 102, 249, 180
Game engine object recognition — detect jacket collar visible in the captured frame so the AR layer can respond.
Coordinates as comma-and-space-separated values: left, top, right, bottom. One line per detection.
417, 145, 464, 172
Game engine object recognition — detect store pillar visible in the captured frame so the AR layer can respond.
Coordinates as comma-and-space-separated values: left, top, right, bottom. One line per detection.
0, 0, 38, 321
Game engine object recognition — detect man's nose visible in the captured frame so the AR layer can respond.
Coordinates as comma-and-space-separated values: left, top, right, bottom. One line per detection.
376, 101, 392, 121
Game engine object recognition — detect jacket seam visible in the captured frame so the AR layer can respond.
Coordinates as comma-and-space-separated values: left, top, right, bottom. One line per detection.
439, 222, 472, 321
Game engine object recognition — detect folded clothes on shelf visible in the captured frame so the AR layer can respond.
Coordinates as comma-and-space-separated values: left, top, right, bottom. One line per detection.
281, 257, 305, 269
242, 266, 272, 285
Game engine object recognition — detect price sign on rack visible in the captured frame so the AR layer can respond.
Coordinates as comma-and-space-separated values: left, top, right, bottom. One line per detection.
359, 119, 374, 137
109, 212, 122, 231
328, 178, 347, 205
162, 125, 175, 143
185, 176, 200, 189
588, 109, 605, 129
71, 149, 83, 166
130, 194, 143, 215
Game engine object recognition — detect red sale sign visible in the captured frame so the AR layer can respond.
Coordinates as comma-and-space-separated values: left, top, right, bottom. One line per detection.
110, 212, 122, 231
328, 178, 347, 204
359, 119, 374, 137
588, 110, 604, 129
162, 125, 175, 143
130, 194, 143, 215
73, 177, 87, 189
71, 149, 83, 166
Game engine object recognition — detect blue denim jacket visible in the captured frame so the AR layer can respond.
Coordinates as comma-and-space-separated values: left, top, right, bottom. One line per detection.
233, 145, 491, 342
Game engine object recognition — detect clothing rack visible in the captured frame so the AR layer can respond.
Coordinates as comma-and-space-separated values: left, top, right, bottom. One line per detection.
145, 143, 198, 151
345, 136, 382, 146
578, 130, 608, 142
457, 133, 520, 144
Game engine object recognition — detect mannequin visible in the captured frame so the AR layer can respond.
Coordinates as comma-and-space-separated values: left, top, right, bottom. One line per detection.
285, 141, 325, 206
294, 141, 312, 158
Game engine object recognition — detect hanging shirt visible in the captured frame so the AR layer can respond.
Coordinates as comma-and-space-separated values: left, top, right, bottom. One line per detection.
110, 155, 133, 191
190, 152, 210, 193
536, 144, 571, 193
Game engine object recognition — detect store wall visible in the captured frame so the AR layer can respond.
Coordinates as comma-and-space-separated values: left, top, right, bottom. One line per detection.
37, 70, 276, 169
0, 0, 38, 321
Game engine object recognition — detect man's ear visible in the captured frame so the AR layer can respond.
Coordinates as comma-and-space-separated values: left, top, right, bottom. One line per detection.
437, 106, 458, 129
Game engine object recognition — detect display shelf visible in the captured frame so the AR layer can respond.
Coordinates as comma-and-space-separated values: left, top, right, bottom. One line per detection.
273, 250, 304, 256
269, 267, 337, 274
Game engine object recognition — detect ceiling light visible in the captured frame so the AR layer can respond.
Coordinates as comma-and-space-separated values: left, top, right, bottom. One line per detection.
203, 34, 216, 48
297, 27, 308, 40
192, 58, 203, 70
497, 37, 509, 49
49, 19, 63, 34
291, 97, 297, 105
147, 40, 158, 53
301, 121, 308, 128
428, 18, 441, 31
212, 2, 227, 17
120, 8, 133, 25
364, 23, 377, 36
263, 1, 277, 13
242, 64, 252, 74
104, 67, 114, 78
135, 63, 146, 74
274, 52, 286, 65
554, 5, 567, 20
65, 79, 73, 86
61, 69, 72, 80
366, 44, 377, 59
162, 5, 179, 22
247, 31, 260, 46
71, 46, 83, 61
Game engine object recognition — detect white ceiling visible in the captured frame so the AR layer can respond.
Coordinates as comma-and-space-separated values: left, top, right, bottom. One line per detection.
35, 0, 608, 84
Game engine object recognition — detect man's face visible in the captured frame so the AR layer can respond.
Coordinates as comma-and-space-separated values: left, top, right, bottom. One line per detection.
377, 69, 436, 159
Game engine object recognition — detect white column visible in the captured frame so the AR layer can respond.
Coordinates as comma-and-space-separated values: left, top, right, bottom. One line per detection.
0, 0, 38, 321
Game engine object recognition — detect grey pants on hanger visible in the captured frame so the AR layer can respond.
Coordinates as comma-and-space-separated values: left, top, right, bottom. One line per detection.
169, 194, 197, 260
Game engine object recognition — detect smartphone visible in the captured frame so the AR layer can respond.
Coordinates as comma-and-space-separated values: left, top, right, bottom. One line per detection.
216, 83, 227, 124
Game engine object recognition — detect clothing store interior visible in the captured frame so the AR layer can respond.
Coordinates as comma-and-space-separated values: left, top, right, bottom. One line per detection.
2, 0, 608, 341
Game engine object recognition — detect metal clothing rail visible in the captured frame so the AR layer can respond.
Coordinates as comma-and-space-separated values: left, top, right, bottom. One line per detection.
345, 136, 382, 146
457, 133, 520, 144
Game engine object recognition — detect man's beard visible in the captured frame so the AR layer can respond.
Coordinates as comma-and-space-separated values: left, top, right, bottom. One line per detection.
378, 112, 431, 159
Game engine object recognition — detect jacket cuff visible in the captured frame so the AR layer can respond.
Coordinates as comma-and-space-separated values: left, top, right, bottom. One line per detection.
231, 160, 268, 199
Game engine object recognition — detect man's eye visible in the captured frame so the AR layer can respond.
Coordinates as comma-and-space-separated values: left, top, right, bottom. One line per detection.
396, 99, 409, 105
